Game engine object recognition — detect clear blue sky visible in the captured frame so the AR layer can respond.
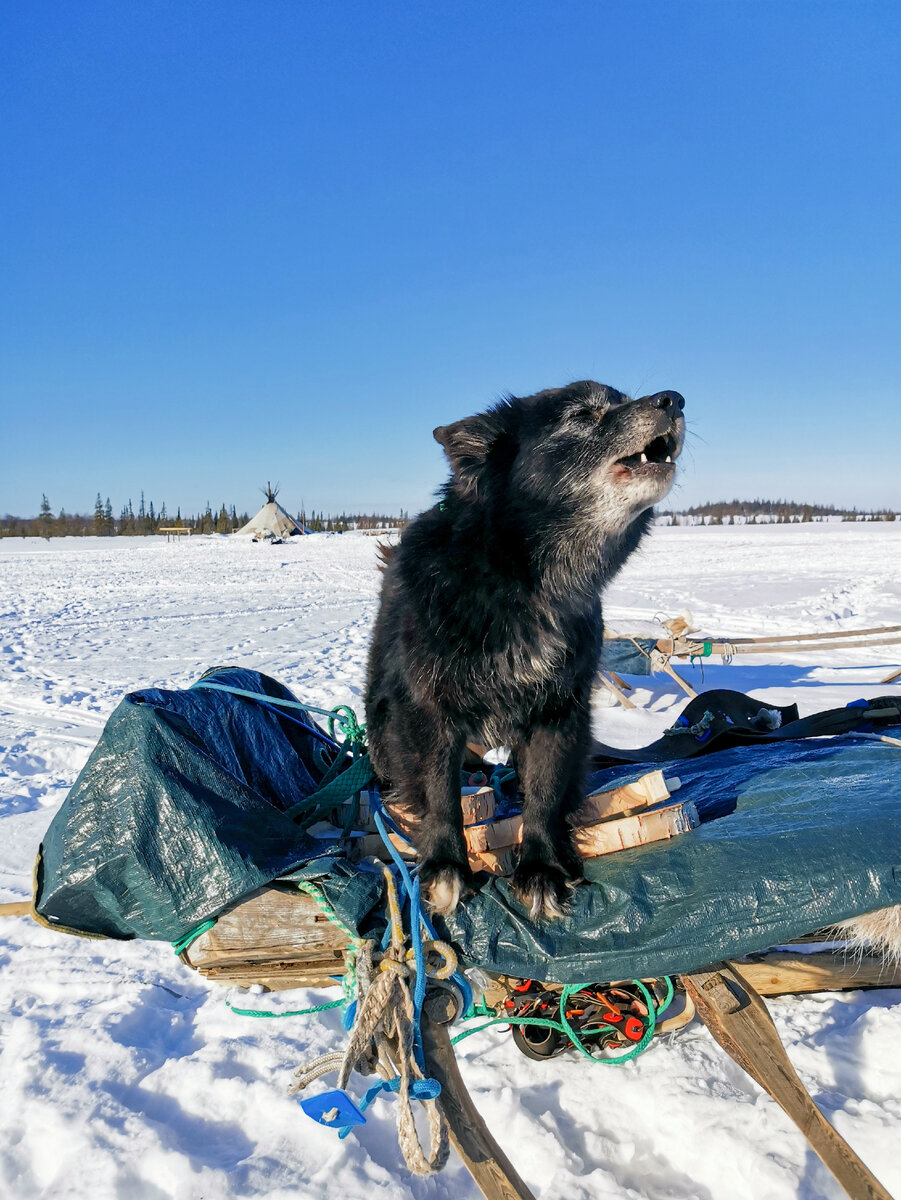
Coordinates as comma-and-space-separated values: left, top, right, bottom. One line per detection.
2, 1, 900, 518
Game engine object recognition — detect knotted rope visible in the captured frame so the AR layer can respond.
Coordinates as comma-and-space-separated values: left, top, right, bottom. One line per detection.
291, 867, 452, 1175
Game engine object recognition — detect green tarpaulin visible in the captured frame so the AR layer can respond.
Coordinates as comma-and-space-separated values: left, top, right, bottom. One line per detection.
35, 668, 901, 982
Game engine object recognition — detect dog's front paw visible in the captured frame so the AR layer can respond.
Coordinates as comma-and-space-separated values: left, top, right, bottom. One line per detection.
418, 861, 472, 917
511, 860, 578, 921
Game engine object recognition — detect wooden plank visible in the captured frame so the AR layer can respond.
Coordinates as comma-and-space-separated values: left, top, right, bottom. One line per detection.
598, 671, 636, 709
665, 636, 901, 657
183, 887, 350, 977
733, 951, 901, 996
422, 996, 537, 1200
683, 962, 893, 1200
716, 625, 901, 646
652, 625, 901, 652
660, 659, 697, 697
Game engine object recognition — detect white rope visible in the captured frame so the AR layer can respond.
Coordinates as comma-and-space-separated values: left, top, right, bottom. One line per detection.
291, 871, 451, 1175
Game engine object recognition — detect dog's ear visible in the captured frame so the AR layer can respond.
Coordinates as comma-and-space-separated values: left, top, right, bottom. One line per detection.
434, 411, 506, 498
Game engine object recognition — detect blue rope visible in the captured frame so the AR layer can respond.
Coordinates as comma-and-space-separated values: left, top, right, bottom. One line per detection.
370, 793, 473, 1025
190, 677, 475, 1106
190, 680, 343, 749
337, 1076, 442, 1140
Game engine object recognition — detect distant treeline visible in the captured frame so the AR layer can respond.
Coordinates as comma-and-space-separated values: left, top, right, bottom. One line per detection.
5, 494, 897, 538
660, 499, 897, 525
0, 494, 410, 538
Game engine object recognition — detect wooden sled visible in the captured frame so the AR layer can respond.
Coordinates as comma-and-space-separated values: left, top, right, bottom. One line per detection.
10, 880, 893, 1200
601, 622, 901, 704
178, 884, 901, 1200
174, 760, 901, 1200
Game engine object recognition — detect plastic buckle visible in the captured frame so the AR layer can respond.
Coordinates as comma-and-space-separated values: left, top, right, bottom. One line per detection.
299, 1088, 367, 1129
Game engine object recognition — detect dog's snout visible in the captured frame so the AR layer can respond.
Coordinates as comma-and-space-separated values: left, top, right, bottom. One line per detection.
649, 390, 685, 412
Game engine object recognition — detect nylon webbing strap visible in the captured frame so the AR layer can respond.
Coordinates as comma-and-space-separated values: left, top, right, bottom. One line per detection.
283, 753, 375, 822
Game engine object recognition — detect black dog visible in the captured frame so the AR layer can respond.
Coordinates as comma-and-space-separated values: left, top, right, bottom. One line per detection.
365, 381, 685, 919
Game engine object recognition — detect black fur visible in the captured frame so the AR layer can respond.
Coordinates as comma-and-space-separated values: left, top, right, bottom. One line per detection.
365, 380, 685, 919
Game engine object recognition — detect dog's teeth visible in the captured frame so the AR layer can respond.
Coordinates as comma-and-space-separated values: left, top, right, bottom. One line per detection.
665, 455, 672, 463
640, 452, 648, 464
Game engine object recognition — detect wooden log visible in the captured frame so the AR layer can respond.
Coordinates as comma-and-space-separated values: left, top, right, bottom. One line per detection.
580, 769, 677, 822
683, 962, 893, 1200
463, 800, 699, 864
573, 801, 699, 856
422, 994, 537, 1200
461, 787, 497, 825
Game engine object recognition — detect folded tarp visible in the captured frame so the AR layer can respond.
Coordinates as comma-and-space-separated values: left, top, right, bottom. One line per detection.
601, 637, 657, 677
35, 668, 901, 984
35, 667, 382, 941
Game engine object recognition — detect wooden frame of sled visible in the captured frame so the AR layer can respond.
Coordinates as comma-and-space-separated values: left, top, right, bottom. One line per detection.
600, 623, 901, 705
176, 886, 901, 1200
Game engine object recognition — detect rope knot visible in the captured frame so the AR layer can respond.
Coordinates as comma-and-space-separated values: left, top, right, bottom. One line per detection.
378, 955, 410, 979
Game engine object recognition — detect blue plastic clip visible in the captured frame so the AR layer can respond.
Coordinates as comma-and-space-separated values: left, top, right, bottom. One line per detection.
299, 1088, 367, 1129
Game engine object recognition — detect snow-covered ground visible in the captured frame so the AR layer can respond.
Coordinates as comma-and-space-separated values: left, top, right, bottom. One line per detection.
1, 524, 900, 1200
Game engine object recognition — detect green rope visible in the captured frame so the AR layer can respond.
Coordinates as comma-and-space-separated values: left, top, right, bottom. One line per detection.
223, 882, 365, 1022
172, 919, 217, 955
188, 682, 372, 829
226, 996, 344, 1019
327, 704, 366, 747
295, 880, 363, 945
452, 977, 675, 1066
295, 880, 366, 1006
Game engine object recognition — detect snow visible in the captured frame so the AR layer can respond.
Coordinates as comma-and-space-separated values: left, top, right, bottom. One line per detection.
1, 524, 900, 1200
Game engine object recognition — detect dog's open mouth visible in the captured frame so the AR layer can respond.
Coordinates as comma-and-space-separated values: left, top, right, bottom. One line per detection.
616, 432, 679, 474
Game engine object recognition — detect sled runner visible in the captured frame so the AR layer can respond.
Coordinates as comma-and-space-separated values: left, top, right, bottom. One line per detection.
19, 667, 901, 1199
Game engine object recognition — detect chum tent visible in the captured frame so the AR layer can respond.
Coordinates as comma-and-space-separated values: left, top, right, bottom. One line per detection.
235, 484, 311, 539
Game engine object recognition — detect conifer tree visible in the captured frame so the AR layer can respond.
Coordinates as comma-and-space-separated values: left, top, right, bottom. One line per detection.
104, 498, 114, 535
93, 493, 105, 536
39, 494, 53, 540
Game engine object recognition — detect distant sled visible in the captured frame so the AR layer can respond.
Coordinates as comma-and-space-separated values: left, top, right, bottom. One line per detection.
599, 612, 901, 705
234, 482, 313, 541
